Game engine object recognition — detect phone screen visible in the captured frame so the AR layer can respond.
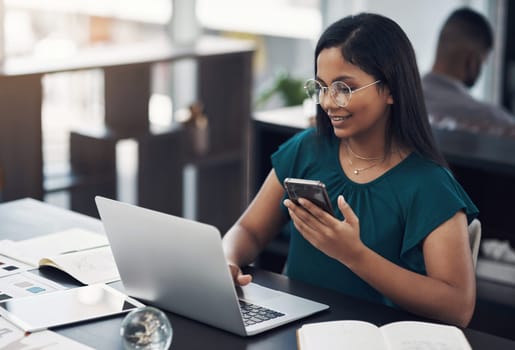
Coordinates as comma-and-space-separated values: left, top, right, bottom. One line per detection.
0, 284, 144, 332
284, 178, 333, 214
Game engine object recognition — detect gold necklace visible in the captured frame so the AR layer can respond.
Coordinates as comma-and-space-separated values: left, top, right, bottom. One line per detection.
347, 157, 382, 175
345, 143, 385, 175
346, 142, 383, 161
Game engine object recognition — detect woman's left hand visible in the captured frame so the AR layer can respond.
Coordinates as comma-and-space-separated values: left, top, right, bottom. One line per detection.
284, 195, 365, 266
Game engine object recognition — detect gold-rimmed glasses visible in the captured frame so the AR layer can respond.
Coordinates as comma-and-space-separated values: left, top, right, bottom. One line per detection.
304, 79, 381, 107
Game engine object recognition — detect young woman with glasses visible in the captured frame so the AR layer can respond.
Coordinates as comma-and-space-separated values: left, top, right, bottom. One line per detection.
223, 13, 478, 327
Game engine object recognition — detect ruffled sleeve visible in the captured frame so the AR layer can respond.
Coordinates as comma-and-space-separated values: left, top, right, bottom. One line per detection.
400, 166, 479, 272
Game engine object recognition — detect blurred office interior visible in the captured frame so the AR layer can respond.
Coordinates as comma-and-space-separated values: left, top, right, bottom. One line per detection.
1, 0, 515, 340
1, 0, 510, 207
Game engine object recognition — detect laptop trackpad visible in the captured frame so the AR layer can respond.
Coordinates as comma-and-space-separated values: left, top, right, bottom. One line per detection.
236, 283, 282, 303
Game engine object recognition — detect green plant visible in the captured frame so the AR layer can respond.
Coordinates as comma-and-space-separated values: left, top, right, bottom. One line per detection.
255, 71, 306, 108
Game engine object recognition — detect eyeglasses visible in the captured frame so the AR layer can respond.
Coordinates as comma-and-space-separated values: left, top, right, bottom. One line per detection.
304, 79, 381, 107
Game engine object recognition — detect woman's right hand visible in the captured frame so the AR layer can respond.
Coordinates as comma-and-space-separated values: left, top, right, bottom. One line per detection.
228, 263, 252, 286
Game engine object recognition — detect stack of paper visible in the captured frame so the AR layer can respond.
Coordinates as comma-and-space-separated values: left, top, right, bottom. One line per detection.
0, 228, 120, 285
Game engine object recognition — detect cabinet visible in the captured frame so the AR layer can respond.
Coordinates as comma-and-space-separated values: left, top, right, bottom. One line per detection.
0, 36, 254, 233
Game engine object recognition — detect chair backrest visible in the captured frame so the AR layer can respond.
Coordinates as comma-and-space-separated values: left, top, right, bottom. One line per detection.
468, 218, 482, 269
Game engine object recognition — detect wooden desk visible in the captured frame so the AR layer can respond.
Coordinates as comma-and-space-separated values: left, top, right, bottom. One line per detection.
1, 198, 514, 349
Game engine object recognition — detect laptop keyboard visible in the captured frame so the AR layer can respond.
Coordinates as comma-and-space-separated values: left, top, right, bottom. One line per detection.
239, 300, 284, 326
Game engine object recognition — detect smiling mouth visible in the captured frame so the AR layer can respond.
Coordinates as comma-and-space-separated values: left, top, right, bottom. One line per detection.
330, 115, 352, 122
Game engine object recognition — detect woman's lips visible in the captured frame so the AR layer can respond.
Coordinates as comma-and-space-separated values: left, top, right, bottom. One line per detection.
330, 114, 352, 123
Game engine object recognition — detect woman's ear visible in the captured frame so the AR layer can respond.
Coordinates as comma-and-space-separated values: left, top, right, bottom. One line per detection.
385, 87, 394, 105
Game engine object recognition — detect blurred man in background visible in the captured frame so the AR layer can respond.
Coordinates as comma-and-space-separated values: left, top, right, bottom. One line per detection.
422, 7, 515, 132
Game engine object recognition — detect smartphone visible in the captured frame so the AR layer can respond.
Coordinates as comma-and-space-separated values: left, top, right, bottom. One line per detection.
0, 283, 144, 332
283, 178, 333, 214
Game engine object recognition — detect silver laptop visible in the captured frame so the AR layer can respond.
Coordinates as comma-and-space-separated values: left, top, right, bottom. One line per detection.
95, 196, 328, 336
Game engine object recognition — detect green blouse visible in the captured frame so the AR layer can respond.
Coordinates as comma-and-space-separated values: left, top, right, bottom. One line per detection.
271, 128, 479, 307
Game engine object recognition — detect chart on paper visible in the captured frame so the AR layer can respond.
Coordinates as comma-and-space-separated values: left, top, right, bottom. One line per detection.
0, 255, 31, 278
0, 272, 64, 301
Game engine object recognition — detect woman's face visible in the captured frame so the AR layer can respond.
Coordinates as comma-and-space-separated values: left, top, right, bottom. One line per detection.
316, 47, 393, 140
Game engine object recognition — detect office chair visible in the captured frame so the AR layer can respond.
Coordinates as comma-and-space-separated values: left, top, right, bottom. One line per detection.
468, 218, 482, 269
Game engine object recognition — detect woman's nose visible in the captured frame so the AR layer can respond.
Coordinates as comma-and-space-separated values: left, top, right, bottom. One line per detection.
319, 91, 338, 110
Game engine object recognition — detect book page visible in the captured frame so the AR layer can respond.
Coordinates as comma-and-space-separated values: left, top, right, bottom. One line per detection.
0, 316, 94, 349
298, 320, 387, 350
0, 228, 108, 267
39, 246, 120, 285
381, 321, 472, 350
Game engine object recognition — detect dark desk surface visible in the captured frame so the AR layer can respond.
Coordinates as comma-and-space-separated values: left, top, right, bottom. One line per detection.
1, 198, 514, 349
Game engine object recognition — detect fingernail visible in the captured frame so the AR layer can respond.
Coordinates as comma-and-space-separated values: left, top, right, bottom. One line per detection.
339, 195, 346, 204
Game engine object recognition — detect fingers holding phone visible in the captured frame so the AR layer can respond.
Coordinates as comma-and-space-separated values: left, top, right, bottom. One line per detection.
283, 178, 334, 215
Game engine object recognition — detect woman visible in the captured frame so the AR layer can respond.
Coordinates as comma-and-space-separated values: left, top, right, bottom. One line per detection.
223, 13, 478, 327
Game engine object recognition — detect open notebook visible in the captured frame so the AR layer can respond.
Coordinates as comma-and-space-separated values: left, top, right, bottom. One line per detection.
297, 320, 471, 350
0, 228, 120, 285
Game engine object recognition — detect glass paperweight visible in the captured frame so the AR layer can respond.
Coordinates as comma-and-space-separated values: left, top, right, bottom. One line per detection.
120, 306, 173, 350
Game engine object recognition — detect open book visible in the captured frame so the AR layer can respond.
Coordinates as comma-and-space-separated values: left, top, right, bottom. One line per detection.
0, 228, 120, 285
297, 320, 471, 350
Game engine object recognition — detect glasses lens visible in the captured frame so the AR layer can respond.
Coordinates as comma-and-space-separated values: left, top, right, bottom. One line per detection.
331, 81, 351, 107
304, 80, 322, 103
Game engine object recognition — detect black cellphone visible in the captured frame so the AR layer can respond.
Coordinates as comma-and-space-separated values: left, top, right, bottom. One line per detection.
283, 178, 334, 215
